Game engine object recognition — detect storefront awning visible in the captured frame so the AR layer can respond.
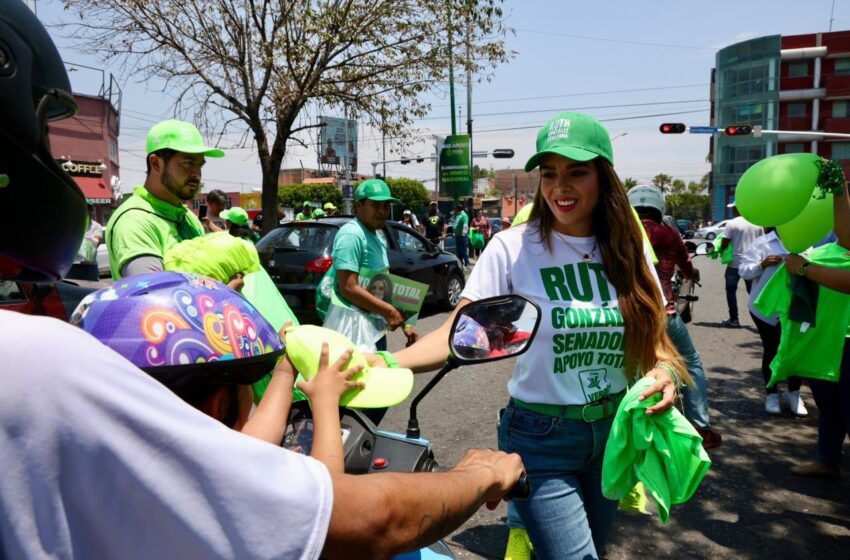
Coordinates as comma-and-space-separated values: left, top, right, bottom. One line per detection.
73, 176, 112, 204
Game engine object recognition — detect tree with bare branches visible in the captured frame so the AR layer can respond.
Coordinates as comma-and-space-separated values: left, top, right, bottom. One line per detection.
60, 0, 511, 232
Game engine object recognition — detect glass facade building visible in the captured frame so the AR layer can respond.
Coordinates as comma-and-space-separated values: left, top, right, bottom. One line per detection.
713, 36, 781, 220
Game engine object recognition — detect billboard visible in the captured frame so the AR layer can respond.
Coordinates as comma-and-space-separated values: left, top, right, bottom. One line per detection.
439, 134, 472, 197
319, 116, 358, 170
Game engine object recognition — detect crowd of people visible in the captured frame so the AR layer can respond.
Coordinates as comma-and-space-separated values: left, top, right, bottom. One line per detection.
2, 3, 849, 559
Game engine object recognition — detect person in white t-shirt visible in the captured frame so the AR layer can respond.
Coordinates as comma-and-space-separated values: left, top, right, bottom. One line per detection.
390, 112, 686, 559
719, 209, 764, 328
0, 4, 526, 558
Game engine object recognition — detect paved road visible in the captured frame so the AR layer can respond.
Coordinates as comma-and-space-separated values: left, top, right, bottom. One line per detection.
381, 252, 850, 559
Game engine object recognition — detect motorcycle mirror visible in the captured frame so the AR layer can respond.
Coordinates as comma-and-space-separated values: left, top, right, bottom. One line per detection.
449, 295, 541, 364
694, 242, 714, 256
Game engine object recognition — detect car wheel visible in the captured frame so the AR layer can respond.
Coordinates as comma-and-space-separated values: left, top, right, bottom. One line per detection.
705, 232, 716, 240
442, 271, 465, 310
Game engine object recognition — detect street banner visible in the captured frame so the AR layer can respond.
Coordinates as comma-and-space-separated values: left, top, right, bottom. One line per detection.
439, 134, 472, 197
319, 116, 358, 170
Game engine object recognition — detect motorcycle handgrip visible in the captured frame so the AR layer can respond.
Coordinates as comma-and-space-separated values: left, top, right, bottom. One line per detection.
506, 471, 531, 501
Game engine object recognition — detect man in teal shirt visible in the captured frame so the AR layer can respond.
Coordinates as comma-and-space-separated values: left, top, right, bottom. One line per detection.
453, 203, 470, 268
106, 120, 224, 279
326, 179, 417, 350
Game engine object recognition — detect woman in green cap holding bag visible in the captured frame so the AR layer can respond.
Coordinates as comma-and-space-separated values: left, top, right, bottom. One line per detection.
389, 112, 686, 559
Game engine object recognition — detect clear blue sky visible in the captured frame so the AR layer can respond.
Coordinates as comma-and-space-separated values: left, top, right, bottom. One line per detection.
36, 0, 850, 194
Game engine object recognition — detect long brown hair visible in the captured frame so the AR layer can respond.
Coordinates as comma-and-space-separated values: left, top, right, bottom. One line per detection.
528, 157, 687, 384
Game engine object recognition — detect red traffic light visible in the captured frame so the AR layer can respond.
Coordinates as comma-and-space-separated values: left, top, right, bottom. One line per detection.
659, 123, 686, 134
724, 124, 753, 136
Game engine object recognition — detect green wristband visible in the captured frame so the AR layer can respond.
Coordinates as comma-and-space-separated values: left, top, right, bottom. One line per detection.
376, 350, 399, 368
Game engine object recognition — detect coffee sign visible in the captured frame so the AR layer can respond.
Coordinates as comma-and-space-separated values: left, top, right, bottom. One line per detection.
57, 160, 106, 176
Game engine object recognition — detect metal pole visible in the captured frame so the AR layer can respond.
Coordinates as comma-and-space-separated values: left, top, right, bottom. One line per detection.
382, 114, 387, 178
448, 7, 457, 136
343, 107, 353, 214
466, 10, 473, 171
512, 174, 517, 218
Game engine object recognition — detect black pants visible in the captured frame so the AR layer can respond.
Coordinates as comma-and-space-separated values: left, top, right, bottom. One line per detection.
750, 313, 801, 393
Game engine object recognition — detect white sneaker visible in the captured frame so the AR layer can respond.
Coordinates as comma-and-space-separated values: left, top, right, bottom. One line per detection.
783, 390, 809, 417
765, 393, 781, 415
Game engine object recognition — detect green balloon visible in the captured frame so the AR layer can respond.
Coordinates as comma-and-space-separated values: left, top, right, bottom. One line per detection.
735, 153, 820, 227
776, 192, 834, 253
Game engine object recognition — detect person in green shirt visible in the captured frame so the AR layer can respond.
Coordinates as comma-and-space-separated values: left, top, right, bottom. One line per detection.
325, 179, 417, 350
105, 120, 224, 280
783, 178, 850, 479
453, 203, 470, 267
295, 201, 313, 221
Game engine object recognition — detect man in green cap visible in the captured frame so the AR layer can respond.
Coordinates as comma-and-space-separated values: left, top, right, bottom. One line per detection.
295, 201, 313, 221
323, 179, 418, 353
323, 202, 338, 217
106, 119, 224, 279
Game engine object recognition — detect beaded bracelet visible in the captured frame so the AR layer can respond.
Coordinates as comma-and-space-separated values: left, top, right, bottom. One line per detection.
375, 350, 399, 368
655, 361, 681, 389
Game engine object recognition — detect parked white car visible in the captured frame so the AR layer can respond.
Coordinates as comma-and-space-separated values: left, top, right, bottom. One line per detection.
695, 220, 729, 240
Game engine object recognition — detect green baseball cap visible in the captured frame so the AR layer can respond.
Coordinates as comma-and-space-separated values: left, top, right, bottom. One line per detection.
524, 112, 613, 172
355, 179, 400, 203
323, 202, 337, 210
220, 206, 249, 226
302, 200, 312, 207
146, 119, 225, 157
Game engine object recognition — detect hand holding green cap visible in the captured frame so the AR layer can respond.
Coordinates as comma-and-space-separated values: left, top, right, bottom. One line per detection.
284, 324, 413, 408
146, 119, 225, 158
524, 112, 614, 172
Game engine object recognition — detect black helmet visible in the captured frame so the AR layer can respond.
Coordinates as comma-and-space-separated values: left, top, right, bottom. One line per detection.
0, 0, 88, 281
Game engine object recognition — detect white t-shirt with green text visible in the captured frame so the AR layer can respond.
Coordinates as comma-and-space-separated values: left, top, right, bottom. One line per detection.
461, 223, 661, 406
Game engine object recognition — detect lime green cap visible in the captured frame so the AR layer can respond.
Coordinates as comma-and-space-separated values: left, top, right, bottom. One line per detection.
355, 179, 400, 203
220, 206, 249, 226
323, 202, 337, 210
146, 119, 225, 157
524, 112, 613, 172
284, 324, 413, 408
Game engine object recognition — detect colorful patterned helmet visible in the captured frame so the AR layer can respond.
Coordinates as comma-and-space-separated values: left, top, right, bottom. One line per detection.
71, 271, 284, 394
451, 314, 490, 359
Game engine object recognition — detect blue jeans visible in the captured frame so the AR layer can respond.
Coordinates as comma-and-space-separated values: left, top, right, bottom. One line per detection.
667, 314, 711, 428
455, 235, 469, 266
498, 403, 617, 559
808, 339, 850, 466
724, 267, 753, 322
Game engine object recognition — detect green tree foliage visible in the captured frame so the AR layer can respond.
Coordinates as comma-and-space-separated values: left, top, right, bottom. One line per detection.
62, 0, 512, 233
652, 173, 673, 193
383, 178, 431, 216
623, 177, 638, 190
278, 184, 343, 211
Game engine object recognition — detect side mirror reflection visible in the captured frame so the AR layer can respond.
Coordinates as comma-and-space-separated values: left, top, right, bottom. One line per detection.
450, 295, 541, 363
695, 242, 714, 256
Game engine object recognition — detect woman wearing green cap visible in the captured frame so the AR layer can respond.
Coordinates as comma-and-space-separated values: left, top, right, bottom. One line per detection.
391, 112, 686, 559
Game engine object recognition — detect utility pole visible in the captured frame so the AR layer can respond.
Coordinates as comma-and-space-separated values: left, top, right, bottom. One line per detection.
447, 5, 457, 136
343, 107, 353, 214
512, 174, 518, 218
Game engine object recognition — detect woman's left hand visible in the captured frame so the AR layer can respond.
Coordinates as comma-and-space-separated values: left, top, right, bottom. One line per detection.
637, 366, 678, 415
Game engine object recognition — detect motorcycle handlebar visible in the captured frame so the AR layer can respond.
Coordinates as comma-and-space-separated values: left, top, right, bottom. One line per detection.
506, 471, 531, 501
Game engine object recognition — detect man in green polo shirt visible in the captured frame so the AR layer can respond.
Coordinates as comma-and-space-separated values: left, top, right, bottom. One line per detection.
323, 179, 417, 351
295, 201, 313, 221
106, 120, 224, 279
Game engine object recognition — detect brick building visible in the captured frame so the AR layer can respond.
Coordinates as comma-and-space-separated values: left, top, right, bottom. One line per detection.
710, 30, 850, 222
48, 91, 120, 225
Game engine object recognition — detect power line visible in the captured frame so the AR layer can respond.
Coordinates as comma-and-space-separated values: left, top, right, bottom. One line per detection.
516, 27, 713, 51
435, 83, 710, 107
420, 99, 708, 120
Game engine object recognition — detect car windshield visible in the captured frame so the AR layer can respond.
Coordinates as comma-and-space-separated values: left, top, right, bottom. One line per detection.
256, 224, 337, 253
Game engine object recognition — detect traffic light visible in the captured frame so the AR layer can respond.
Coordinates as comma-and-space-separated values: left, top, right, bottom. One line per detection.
724, 124, 753, 136
400, 157, 411, 165
492, 149, 515, 159
659, 123, 686, 134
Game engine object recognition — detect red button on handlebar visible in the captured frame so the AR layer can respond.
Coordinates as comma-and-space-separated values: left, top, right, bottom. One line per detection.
373, 458, 388, 469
